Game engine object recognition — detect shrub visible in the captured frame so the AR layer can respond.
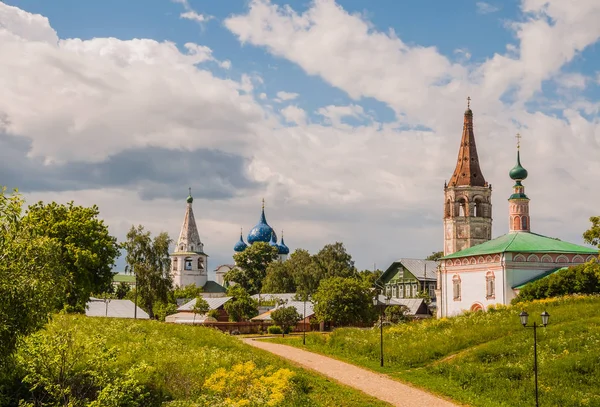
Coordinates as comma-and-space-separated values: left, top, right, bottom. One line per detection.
268, 325, 283, 335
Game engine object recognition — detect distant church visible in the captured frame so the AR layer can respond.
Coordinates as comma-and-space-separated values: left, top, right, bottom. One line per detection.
436, 100, 597, 317
169, 189, 226, 295
233, 199, 289, 262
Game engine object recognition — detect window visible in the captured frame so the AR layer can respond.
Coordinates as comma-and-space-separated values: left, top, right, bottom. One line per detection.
452, 275, 461, 301
486, 272, 495, 299
411, 283, 418, 298
172, 258, 178, 271
197, 257, 204, 270
521, 217, 527, 230
458, 198, 467, 217
405, 284, 410, 298
398, 285, 404, 298
392, 285, 397, 298
474, 199, 482, 217
190, 245, 194, 251
513, 216, 520, 230
429, 284, 436, 299
184, 257, 193, 271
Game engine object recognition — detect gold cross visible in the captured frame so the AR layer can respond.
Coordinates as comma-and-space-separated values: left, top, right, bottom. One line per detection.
262, 198, 265, 210
516, 133, 522, 149
467, 96, 471, 109
188, 187, 192, 196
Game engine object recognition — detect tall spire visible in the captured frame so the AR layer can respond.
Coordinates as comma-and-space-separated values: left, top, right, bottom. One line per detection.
177, 190, 203, 252
508, 135, 530, 233
448, 97, 487, 187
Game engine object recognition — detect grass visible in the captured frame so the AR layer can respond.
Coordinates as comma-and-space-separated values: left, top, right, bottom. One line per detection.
16, 315, 390, 407
265, 295, 600, 407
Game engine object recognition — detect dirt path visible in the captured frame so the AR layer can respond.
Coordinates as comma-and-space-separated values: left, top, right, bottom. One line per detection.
243, 338, 461, 407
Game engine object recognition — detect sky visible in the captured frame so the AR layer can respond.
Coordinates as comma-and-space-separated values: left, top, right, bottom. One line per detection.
1, 0, 599, 276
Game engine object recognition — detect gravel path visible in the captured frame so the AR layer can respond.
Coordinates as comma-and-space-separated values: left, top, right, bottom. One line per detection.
243, 338, 461, 407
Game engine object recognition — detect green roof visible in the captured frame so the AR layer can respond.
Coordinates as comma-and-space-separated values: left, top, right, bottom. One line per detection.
442, 232, 598, 260
202, 281, 227, 293
113, 274, 136, 283
512, 267, 567, 289
169, 251, 208, 256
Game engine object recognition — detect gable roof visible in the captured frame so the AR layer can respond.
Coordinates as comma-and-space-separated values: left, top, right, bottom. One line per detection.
177, 296, 232, 312
203, 280, 227, 293
512, 267, 568, 289
252, 300, 315, 321
374, 295, 429, 316
442, 232, 598, 260
380, 258, 439, 284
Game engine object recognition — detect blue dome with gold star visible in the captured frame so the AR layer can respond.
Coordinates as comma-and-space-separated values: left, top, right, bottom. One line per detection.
233, 230, 248, 252
247, 202, 276, 244
278, 234, 290, 255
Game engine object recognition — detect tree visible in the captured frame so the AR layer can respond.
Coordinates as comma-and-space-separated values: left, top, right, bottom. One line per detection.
224, 286, 259, 322
270, 306, 302, 336
122, 225, 172, 319
22, 201, 120, 312
172, 284, 204, 301
0, 188, 66, 367
114, 282, 131, 299
312, 242, 357, 280
290, 249, 320, 300
313, 277, 375, 326
583, 216, 600, 249
426, 251, 444, 261
262, 261, 296, 293
227, 242, 279, 295
385, 305, 410, 324
192, 297, 210, 325
359, 268, 383, 287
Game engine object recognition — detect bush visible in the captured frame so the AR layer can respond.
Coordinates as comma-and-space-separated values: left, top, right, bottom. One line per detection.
268, 325, 283, 335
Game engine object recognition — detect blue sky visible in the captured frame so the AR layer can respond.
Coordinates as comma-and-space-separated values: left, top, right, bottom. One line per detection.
1, 0, 599, 273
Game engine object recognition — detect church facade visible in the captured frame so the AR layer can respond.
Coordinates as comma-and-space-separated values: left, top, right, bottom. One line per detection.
436, 102, 598, 317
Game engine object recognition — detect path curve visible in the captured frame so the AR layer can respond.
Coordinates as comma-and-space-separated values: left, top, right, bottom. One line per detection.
243, 338, 461, 407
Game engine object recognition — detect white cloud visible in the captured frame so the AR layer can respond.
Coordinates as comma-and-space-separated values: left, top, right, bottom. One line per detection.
173, 0, 213, 25
555, 72, 587, 89
280, 105, 306, 125
476, 2, 500, 14
220, 59, 232, 69
275, 91, 299, 101
316, 104, 364, 126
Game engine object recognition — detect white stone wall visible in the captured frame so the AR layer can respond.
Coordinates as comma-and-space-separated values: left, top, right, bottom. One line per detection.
170, 253, 208, 288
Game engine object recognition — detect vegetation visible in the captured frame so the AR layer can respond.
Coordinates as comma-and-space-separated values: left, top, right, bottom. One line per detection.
227, 242, 279, 294
583, 216, 600, 249
3, 315, 389, 407
122, 225, 173, 319
426, 251, 444, 261
513, 260, 600, 303
192, 297, 210, 324
312, 277, 375, 326
268, 295, 600, 407
384, 304, 409, 324
224, 286, 258, 322
270, 306, 302, 335
268, 325, 283, 335
22, 200, 120, 313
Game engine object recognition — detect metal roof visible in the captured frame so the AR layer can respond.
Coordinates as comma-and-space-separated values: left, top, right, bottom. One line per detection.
252, 300, 314, 321
380, 258, 439, 284
442, 232, 598, 259
251, 293, 298, 302
177, 296, 232, 312
375, 295, 427, 316
86, 298, 149, 319
512, 267, 567, 289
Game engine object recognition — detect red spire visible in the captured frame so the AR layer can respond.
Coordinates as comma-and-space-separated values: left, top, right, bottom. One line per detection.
448, 98, 487, 187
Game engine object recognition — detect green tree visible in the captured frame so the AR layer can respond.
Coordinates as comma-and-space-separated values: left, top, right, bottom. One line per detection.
192, 296, 210, 325
512, 260, 600, 303
172, 284, 204, 301
313, 277, 375, 326
359, 268, 383, 287
385, 304, 410, 324
262, 261, 296, 293
122, 225, 172, 319
227, 242, 279, 295
270, 306, 302, 336
426, 251, 444, 261
22, 201, 120, 312
290, 249, 320, 300
114, 282, 131, 299
224, 286, 258, 322
583, 216, 600, 249
313, 242, 357, 280
0, 188, 66, 368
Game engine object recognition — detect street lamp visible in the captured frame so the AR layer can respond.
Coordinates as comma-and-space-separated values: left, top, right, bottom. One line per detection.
520, 310, 550, 407
373, 292, 391, 367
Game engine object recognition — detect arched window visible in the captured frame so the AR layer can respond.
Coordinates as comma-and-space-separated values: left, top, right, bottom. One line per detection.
445, 200, 451, 218
190, 245, 194, 251
486, 271, 495, 299
184, 257, 193, 271
474, 198, 483, 217
513, 216, 521, 230
172, 258, 178, 271
452, 275, 461, 301
458, 198, 467, 217
521, 216, 528, 230
197, 257, 204, 270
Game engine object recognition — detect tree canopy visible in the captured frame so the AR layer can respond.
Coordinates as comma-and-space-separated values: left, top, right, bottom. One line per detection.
22, 200, 120, 312
262, 261, 296, 294
312, 242, 357, 280
122, 225, 172, 319
426, 251, 444, 261
227, 242, 279, 295
270, 306, 302, 335
583, 216, 600, 250
312, 277, 375, 326
224, 286, 258, 322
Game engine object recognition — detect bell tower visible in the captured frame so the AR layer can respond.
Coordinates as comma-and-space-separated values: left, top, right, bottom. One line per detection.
443, 98, 493, 256
508, 134, 530, 233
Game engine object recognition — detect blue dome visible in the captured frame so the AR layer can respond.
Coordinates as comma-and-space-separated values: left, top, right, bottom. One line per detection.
247, 205, 276, 244
278, 235, 289, 255
234, 230, 248, 252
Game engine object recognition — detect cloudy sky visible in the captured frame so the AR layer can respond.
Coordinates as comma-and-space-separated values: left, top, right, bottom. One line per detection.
1, 0, 599, 275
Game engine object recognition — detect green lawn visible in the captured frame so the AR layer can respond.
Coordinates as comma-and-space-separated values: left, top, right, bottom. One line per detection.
11, 315, 390, 407
266, 295, 600, 407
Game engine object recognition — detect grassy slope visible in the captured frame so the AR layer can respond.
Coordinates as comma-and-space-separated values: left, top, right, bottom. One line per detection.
54, 315, 390, 407
267, 296, 600, 407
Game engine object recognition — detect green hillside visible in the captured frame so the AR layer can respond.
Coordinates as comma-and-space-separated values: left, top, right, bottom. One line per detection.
268, 295, 600, 407
6, 315, 389, 407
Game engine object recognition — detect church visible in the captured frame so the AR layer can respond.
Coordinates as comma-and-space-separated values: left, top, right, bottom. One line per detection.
436, 101, 598, 317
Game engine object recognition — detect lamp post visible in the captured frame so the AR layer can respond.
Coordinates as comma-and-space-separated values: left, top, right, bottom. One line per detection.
520, 310, 550, 407
373, 293, 390, 367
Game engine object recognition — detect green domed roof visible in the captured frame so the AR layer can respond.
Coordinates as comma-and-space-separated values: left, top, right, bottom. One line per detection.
509, 150, 528, 181
186, 187, 193, 204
